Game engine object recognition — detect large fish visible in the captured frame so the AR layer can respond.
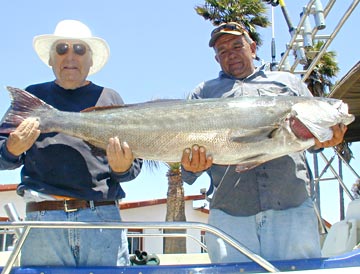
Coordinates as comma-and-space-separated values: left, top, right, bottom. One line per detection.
0, 87, 355, 170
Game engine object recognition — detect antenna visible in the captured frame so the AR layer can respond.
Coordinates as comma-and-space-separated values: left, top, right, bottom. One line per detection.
312, 0, 326, 30
271, 6, 278, 70
301, 7, 313, 49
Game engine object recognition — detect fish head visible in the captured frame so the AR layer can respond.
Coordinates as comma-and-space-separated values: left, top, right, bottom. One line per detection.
290, 98, 355, 142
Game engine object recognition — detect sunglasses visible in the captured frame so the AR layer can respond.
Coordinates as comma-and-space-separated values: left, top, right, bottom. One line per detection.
211, 23, 247, 36
55, 43, 88, 56
211, 23, 253, 45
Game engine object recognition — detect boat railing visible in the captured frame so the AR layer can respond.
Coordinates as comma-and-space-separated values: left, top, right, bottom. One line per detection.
0, 220, 280, 274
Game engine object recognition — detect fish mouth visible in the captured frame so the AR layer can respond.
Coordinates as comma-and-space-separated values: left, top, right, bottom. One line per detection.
289, 117, 314, 140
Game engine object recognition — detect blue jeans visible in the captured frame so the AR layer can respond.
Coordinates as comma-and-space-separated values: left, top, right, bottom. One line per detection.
205, 198, 321, 263
21, 204, 129, 266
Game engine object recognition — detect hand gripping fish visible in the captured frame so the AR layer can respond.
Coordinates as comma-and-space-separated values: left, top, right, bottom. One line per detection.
0, 87, 355, 170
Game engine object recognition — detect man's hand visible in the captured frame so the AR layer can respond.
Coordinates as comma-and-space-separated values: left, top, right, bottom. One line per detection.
106, 137, 134, 173
6, 118, 40, 156
314, 123, 348, 149
181, 145, 213, 173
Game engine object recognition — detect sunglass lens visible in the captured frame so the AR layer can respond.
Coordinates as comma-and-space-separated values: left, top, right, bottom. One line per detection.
55, 43, 69, 55
73, 44, 86, 56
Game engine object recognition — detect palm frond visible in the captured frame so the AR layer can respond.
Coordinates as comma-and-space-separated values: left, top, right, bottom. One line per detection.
194, 0, 270, 46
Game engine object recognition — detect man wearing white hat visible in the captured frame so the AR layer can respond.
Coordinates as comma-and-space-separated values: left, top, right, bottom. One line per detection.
0, 20, 142, 266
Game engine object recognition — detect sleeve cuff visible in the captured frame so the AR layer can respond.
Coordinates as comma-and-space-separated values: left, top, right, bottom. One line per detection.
109, 158, 143, 182
110, 168, 131, 180
1, 142, 22, 163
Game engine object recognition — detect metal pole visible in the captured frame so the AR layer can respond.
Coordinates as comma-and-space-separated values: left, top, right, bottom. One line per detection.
338, 157, 345, 220
0, 221, 280, 274
319, 152, 354, 201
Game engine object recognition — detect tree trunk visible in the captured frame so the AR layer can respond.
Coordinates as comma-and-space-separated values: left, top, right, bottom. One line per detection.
163, 166, 187, 254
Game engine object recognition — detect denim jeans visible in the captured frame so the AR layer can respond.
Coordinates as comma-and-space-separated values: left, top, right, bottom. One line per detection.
21, 204, 129, 266
205, 198, 321, 263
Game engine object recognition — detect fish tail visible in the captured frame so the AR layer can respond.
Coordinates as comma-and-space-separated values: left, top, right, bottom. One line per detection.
0, 86, 54, 133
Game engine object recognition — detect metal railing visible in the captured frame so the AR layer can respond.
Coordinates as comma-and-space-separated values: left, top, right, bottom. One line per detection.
0, 220, 280, 274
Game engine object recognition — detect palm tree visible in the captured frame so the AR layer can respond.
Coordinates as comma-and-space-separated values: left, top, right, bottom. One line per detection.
304, 40, 339, 97
163, 163, 186, 254
194, 0, 271, 46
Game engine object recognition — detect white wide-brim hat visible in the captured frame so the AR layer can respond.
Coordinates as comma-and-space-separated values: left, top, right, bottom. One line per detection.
33, 19, 110, 75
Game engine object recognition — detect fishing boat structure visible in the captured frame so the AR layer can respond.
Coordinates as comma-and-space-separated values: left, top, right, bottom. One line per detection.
0, 216, 359, 274
1, 0, 360, 273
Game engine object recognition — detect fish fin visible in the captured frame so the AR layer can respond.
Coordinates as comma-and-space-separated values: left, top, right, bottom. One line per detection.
0, 86, 54, 133
235, 163, 259, 172
230, 127, 278, 143
143, 99, 184, 104
235, 157, 265, 172
81, 99, 184, 113
81, 105, 124, 112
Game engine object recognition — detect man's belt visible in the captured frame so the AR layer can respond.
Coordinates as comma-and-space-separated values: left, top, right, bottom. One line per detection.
26, 200, 116, 213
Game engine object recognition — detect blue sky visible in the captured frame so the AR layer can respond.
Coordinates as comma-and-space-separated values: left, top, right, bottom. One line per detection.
0, 0, 359, 224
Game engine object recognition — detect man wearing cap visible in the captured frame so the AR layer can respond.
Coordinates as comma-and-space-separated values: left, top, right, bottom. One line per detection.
181, 22, 347, 263
0, 20, 142, 266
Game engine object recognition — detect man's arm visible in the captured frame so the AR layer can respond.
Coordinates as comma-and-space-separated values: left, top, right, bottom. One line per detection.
0, 118, 40, 170
107, 136, 143, 182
